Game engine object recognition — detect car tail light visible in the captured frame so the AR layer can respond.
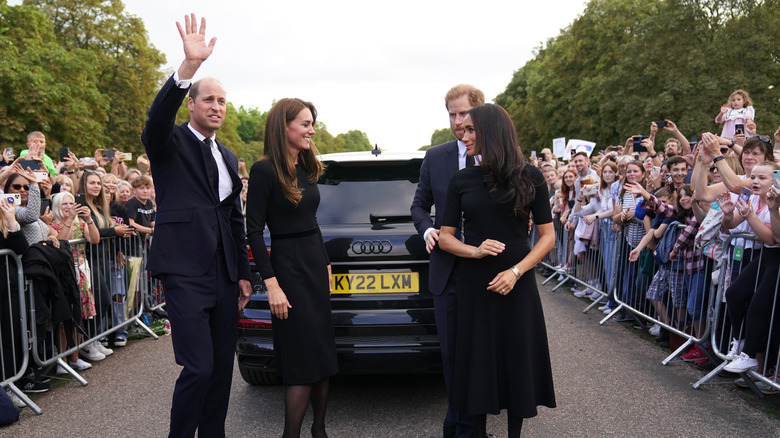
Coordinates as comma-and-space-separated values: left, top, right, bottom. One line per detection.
247, 245, 271, 272
238, 318, 272, 329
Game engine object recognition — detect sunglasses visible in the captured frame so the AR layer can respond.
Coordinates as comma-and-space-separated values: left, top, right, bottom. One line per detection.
748, 134, 771, 144
11, 184, 29, 191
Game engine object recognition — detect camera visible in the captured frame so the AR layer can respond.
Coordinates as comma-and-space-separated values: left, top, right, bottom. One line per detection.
633, 135, 647, 153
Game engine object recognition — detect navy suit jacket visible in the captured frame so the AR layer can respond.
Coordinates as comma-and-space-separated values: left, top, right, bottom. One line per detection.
141, 75, 250, 283
411, 140, 460, 296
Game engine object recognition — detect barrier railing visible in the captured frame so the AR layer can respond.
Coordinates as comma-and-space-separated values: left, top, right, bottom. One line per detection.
0, 249, 41, 414
693, 233, 780, 397
534, 217, 721, 368
28, 235, 159, 387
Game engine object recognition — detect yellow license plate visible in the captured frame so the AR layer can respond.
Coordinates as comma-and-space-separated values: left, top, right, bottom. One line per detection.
331, 273, 419, 294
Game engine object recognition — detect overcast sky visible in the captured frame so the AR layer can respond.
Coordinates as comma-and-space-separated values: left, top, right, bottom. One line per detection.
17, 0, 590, 151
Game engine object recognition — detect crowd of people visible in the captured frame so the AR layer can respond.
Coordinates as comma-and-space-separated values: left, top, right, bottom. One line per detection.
0, 131, 248, 409
529, 88, 780, 394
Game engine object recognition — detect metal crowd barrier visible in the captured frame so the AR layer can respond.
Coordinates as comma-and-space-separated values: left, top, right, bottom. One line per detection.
534, 217, 720, 367
28, 235, 160, 387
693, 233, 780, 397
0, 249, 41, 414
532, 211, 780, 396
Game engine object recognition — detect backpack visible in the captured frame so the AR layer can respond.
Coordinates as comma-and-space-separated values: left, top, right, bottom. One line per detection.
694, 207, 725, 260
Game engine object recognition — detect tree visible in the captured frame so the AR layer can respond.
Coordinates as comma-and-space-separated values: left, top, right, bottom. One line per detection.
334, 130, 372, 152
0, 2, 109, 154
25, 0, 166, 156
495, 0, 780, 151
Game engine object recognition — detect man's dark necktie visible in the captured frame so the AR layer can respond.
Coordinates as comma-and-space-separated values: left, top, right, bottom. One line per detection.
203, 138, 219, 195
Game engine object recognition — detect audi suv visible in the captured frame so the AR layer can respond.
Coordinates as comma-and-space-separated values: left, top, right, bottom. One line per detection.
236, 150, 439, 384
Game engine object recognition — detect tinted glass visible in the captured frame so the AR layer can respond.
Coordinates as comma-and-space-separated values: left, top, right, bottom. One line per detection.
317, 160, 422, 225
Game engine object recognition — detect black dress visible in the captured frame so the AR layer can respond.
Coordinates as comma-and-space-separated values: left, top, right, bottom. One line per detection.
246, 159, 338, 385
442, 164, 556, 418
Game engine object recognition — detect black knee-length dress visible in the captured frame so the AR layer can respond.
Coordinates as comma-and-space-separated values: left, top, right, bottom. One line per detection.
442, 164, 556, 418
246, 159, 338, 385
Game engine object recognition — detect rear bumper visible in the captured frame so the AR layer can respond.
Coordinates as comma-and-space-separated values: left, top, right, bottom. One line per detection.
236, 333, 442, 375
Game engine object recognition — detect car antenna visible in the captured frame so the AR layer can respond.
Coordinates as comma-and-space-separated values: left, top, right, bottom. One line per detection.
371, 144, 381, 156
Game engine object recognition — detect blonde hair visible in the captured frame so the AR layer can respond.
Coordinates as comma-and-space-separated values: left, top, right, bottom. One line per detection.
728, 89, 753, 108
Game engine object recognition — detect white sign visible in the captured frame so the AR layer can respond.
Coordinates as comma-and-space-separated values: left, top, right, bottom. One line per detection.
565, 139, 597, 158
553, 137, 566, 160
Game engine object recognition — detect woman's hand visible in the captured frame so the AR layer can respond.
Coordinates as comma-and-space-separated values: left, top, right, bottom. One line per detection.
76, 205, 92, 220
471, 239, 505, 259
583, 214, 597, 225
44, 234, 60, 248
564, 221, 574, 232
621, 208, 634, 223
487, 268, 520, 295
669, 248, 678, 261
327, 264, 333, 295
718, 192, 735, 215
628, 247, 640, 262
115, 224, 136, 238
266, 284, 292, 319
768, 186, 780, 210
40, 207, 53, 225
736, 197, 751, 218
0, 201, 18, 230
624, 182, 649, 199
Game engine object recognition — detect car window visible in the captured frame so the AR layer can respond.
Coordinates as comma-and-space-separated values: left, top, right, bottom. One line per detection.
317, 160, 421, 225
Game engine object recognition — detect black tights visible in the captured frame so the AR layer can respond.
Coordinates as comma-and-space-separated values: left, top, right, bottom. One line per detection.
283, 379, 330, 438
473, 413, 524, 438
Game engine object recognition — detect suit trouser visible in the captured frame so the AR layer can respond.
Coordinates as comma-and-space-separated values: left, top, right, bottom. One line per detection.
162, 249, 237, 438
433, 273, 474, 438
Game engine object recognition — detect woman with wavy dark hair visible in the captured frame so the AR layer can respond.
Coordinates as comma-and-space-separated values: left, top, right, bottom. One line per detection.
439, 103, 556, 438
246, 98, 336, 438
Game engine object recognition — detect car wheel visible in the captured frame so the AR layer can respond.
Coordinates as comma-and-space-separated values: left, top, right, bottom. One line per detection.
238, 364, 282, 385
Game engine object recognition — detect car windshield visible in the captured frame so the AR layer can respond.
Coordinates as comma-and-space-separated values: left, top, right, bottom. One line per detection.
317, 160, 422, 225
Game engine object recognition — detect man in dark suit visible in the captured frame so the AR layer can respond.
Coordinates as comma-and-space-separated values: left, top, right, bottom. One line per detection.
141, 14, 251, 438
411, 84, 484, 438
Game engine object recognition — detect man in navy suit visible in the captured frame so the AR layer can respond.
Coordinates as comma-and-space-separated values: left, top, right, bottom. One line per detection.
141, 14, 251, 438
411, 84, 484, 438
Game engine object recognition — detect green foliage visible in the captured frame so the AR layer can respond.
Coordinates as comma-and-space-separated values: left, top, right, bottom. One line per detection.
0, 2, 109, 154
422, 128, 455, 151
496, 0, 780, 152
24, 0, 166, 157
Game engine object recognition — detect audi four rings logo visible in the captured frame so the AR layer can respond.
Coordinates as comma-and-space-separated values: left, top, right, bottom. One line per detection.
351, 240, 392, 254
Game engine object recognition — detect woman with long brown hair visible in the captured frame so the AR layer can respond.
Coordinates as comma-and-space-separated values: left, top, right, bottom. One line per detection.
439, 103, 556, 438
246, 98, 337, 438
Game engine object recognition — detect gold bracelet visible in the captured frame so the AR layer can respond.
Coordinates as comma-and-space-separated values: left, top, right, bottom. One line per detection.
511, 266, 521, 279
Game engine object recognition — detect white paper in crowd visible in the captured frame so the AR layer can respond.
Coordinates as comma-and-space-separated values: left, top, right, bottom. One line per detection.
553, 137, 566, 160
566, 139, 597, 158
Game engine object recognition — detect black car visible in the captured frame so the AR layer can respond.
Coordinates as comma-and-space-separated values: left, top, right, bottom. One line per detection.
236, 151, 440, 385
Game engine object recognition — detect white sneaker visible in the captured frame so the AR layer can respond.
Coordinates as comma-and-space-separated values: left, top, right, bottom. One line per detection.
56, 363, 68, 375
79, 343, 106, 362
589, 292, 603, 302
726, 338, 745, 360
5, 389, 25, 408
92, 340, 113, 357
603, 307, 614, 314
573, 289, 591, 298
649, 324, 661, 337
598, 304, 610, 311
724, 352, 759, 373
68, 358, 92, 371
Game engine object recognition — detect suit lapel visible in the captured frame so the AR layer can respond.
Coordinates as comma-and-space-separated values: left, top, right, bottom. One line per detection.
446, 141, 459, 180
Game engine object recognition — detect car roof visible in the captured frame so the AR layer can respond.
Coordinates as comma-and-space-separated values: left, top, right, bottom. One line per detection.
319, 150, 426, 163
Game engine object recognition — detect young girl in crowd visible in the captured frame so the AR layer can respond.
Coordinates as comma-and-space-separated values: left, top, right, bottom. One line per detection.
626, 187, 683, 329
611, 160, 648, 311
584, 161, 619, 301
715, 89, 755, 138
720, 161, 780, 374
77, 170, 134, 357
559, 169, 578, 273
51, 192, 99, 372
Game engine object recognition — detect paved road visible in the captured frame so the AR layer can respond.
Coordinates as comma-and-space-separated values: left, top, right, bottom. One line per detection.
5, 274, 780, 437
